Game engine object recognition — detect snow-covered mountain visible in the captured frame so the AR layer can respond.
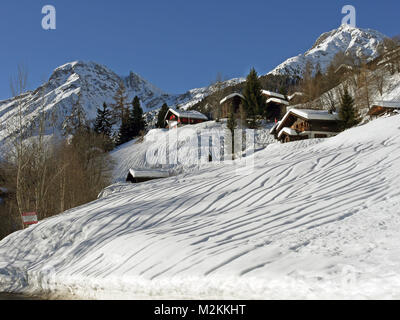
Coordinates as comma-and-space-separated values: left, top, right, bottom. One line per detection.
0, 24, 389, 145
269, 24, 387, 76
0, 61, 243, 144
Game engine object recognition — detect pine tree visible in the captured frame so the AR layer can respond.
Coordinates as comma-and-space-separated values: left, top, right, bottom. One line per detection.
156, 103, 169, 128
94, 103, 113, 136
129, 96, 146, 137
116, 111, 131, 146
94, 103, 114, 151
242, 68, 265, 127
117, 96, 147, 146
339, 87, 360, 130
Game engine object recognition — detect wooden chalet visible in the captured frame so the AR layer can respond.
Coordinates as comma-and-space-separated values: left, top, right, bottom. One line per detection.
219, 93, 245, 118
164, 108, 208, 128
261, 90, 289, 121
126, 168, 170, 184
271, 108, 341, 143
367, 101, 400, 118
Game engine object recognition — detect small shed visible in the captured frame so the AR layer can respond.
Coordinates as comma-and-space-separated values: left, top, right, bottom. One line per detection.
126, 168, 170, 183
219, 93, 245, 118
164, 108, 208, 128
261, 90, 289, 120
367, 101, 400, 118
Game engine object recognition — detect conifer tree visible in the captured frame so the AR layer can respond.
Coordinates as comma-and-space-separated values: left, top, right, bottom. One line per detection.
242, 68, 265, 127
156, 103, 169, 128
339, 87, 360, 130
94, 103, 113, 137
129, 96, 146, 137
94, 103, 114, 151
116, 111, 131, 146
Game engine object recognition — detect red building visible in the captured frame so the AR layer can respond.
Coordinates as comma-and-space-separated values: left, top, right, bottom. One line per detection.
164, 108, 208, 128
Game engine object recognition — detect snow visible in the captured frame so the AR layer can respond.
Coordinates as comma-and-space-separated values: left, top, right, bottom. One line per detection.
288, 92, 304, 101
269, 25, 386, 77
266, 97, 289, 106
261, 90, 286, 100
277, 127, 298, 138
110, 121, 276, 182
1, 115, 400, 299
0, 61, 243, 147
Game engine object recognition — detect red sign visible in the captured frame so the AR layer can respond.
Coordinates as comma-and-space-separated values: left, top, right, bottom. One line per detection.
22, 212, 38, 225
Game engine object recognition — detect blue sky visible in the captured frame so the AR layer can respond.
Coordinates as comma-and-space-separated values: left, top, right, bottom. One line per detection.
0, 0, 398, 100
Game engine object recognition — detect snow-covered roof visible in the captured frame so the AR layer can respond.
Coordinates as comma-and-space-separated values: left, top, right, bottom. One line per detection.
288, 92, 304, 101
372, 101, 400, 109
277, 127, 298, 138
266, 97, 289, 106
128, 168, 170, 179
220, 93, 245, 105
166, 108, 208, 121
261, 90, 286, 100
269, 121, 281, 134
276, 108, 340, 133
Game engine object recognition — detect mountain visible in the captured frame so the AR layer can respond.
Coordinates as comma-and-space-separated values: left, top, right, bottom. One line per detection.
268, 24, 387, 76
0, 25, 389, 145
0, 61, 243, 144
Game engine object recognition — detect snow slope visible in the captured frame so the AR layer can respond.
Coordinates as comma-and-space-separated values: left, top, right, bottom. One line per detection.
111, 121, 275, 182
269, 24, 386, 76
1, 115, 400, 299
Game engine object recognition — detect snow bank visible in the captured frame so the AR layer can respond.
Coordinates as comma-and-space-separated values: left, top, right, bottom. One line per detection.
1, 115, 400, 299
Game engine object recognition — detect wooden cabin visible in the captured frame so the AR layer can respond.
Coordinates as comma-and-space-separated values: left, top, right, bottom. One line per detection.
271, 108, 341, 143
126, 168, 170, 184
164, 108, 208, 128
261, 90, 289, 121
367, 101, 400, 118
219, 93, 245, 118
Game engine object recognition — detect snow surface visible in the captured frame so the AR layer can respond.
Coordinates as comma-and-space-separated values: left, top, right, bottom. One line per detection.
1, 115, 400, 299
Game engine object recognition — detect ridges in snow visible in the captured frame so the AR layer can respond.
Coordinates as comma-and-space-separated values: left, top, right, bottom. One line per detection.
1, 115, 400, 298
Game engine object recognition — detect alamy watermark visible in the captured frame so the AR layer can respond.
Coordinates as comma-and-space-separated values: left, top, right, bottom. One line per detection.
42, 5, 56, 30
145, 128, 256, 174
342, 5, 356, 27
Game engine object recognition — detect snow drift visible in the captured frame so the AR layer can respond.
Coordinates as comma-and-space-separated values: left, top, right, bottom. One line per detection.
1, 115, 400, 299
